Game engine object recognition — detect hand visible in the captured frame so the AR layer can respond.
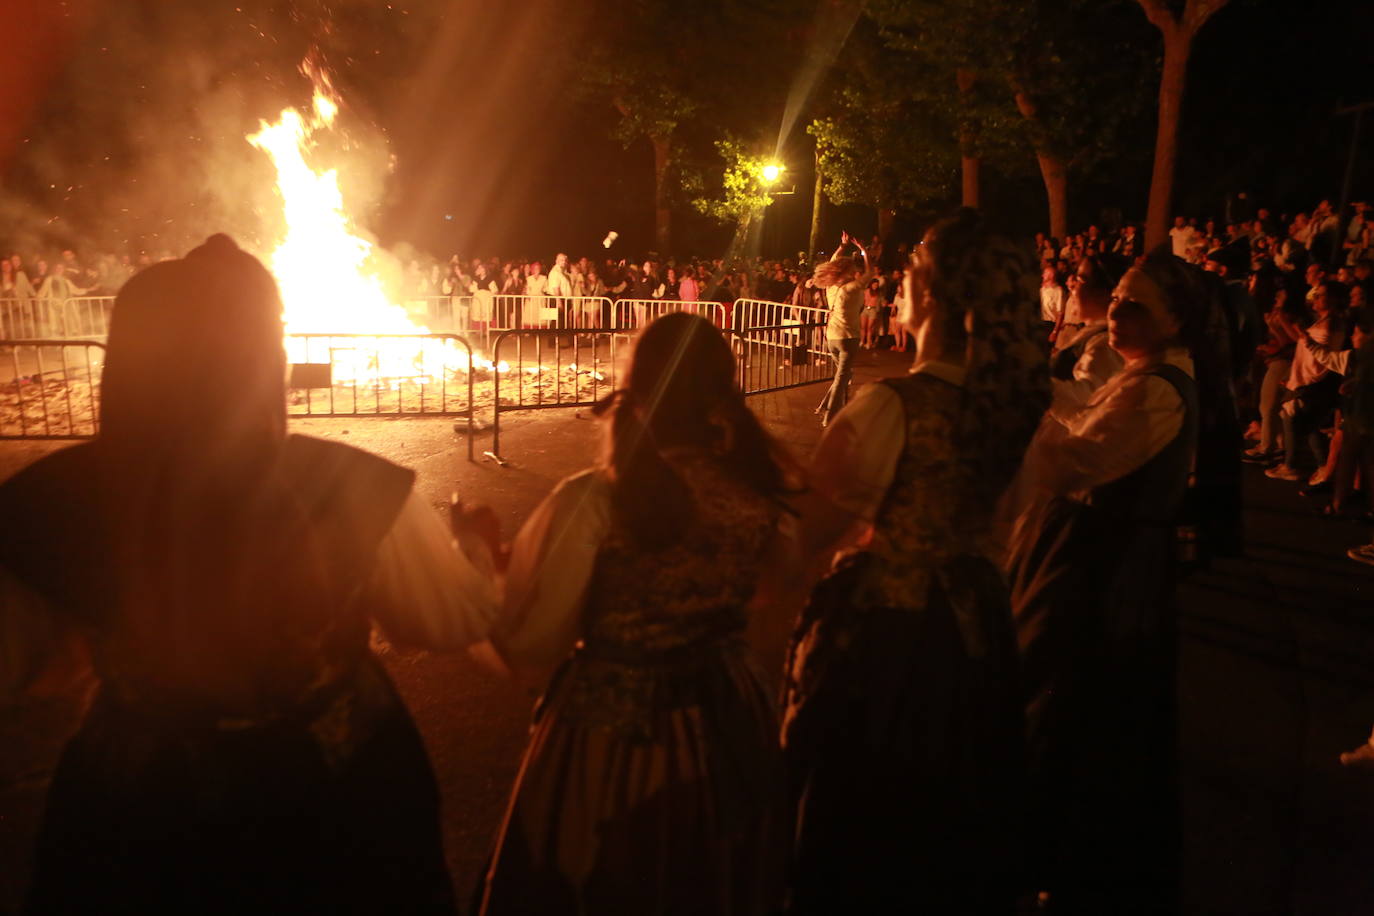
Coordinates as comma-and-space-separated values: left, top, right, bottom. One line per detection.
451, 495, 508, 573
1340, 726, 1374, 768
840, 230, 851, 247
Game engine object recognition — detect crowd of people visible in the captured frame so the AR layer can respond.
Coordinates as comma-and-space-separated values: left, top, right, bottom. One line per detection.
1, 200, 1371, 913
1035, 200, 1374, 566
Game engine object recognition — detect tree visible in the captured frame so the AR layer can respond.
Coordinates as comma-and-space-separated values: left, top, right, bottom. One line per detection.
866, 0, 1013, 211
1134, 0, 1232, 247
799, 20, 964, 246
1001, 0, 1156, 238
575, 0, 796, 254
692, 137, 786, 256
871, 0, 1153, 239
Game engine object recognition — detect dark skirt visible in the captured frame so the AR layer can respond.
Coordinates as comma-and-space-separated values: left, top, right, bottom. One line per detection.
1007, 496, 1180, 913
476, 639, 783, 916
26, 670, 455, 915
780, 555, 1027, 915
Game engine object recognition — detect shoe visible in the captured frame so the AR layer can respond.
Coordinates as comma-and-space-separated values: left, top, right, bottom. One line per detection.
1300, 481, 1333, 498
1265, 464, 1303, 481
1309, 467, 1332, 487
820, 416, 830, 429
1243, 421, 1262, 442
1346, 544, 1374, 566
1242, 447, 1278, 465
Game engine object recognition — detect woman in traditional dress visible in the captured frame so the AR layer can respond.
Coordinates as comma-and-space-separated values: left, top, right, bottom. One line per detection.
1, 235, 494, 913
1003, 253, 1200, 914
467, 312, 797, 915
780, 209, 1050, 914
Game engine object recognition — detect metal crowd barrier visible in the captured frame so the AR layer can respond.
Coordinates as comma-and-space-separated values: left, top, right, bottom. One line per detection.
611, 299, 727, 332
285, 333, 476, 460
729, 298, 833, 394
0, 296, 114, 340
487, 328, 621, 459
0, 300, 836, 454
0, 339, 105, 439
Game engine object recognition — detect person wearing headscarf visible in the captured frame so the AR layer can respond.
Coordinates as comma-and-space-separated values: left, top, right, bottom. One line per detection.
0, 235, 494, 913
1002, 252, 1200, 914
464, 313, 798, 916
779, 209, 1050, 914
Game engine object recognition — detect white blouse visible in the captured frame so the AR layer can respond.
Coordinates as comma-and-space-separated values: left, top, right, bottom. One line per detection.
491, 469, 613, 668
1051, 321, 1125, 411
1027, 346, 1193, 501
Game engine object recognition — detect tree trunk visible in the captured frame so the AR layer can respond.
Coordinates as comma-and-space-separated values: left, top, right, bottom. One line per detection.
650, 134, 672, 254
1013, 89, 1068, 239
957, 69, 980, 208
1144, 30, 1191, 248
809, 144, 825, 258
877, 206, 896, 240
961, 153, 980, 208
1038, 153, 1068, 239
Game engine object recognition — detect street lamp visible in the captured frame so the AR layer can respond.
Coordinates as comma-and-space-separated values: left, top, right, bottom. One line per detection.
762, 162, 784, 184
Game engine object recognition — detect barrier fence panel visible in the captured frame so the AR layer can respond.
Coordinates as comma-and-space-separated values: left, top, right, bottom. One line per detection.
0, 297, 115, 341
483, 295, 614, 335
611, 299, 727, 333
487, 328, 621, 459
0, 340, 105, 439
285, 333, 476, 460
730, 298, 833, 395
59, 297, 114, 338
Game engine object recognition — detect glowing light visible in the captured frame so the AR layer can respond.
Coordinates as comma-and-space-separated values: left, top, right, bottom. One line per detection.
762, 163, 784, 184
248, 64, 457, 387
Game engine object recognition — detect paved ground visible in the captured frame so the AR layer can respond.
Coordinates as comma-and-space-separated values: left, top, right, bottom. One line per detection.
1, 345, 1372, 913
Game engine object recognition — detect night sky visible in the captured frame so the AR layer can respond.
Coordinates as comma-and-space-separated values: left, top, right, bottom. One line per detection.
2, 0, 1371, 262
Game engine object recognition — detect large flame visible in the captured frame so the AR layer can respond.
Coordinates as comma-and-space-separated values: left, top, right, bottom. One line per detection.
248, 67, 464, 389
248, 70, 418, 338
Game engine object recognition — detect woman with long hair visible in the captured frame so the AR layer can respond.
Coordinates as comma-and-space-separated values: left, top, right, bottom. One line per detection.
467, 312, 798, 915
811, 231, 874, 427
781, 209, 1050, 913
0, 235, 493, 913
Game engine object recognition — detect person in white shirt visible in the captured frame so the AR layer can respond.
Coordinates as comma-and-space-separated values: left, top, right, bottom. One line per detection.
1040, 266, 1065, 326
545, 252, 573, 327
1266, 280, 1347, 481
1169, 216, 1196, 259
811, 231, 875, 427
522, 261, 548, 327
1048, 256, 1125, 410
1003, 256, 1198, 912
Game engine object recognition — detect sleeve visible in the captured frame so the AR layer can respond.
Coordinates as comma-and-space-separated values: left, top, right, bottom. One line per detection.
809, 383, 905, 522
1051, 334, 1125, 411
0, 564, 60, 703
367, 491, 500, 651
492, 470, 613, 668
1308, 344, 1351, 376
1036, 373, 1185, 497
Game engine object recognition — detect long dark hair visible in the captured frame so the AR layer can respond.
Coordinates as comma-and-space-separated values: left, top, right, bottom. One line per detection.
593, 312, 798, 549
92, 235, 333, 711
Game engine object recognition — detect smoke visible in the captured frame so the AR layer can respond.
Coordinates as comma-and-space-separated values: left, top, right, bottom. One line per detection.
0, 0, 431, 263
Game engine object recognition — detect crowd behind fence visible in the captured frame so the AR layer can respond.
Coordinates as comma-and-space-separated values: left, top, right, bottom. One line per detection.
0, 296, 839, 445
